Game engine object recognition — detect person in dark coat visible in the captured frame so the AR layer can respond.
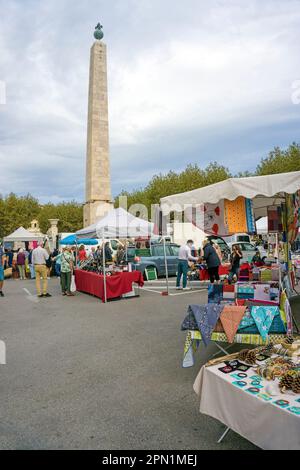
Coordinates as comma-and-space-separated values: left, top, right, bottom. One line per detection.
202, 239, 221, 284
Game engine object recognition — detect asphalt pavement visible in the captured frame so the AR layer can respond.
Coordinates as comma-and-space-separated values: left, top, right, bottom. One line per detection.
0, 277, 257, 450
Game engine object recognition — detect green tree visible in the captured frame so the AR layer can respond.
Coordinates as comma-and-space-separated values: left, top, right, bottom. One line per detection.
0, 193, 40, 237
256, 143, 300, 175
115, 162, 231, 214
38, 202, 83, 234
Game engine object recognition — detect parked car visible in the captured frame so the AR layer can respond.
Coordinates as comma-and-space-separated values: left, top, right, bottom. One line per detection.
127, 243, 180, 278
228, 242, 267, 264
207, 235, 231, 261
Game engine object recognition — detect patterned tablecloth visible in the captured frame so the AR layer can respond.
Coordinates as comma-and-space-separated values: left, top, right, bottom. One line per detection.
193, 359, 300, 449
182, 330, 299, 368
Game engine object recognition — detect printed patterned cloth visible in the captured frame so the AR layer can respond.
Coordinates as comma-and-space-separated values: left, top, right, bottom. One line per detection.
182, 330, 300, 367
250, 306, 278, 341
220, 306, 247, 343
185, 304, 223, 346
280, 290, 293, 334
208, 284, 224, 304
253, 283, 271, 301
203, 201, 229, 236
238, 307, 286, 335
224, 197, 248, 234
267, 206, 283, 233
245, 198, 256, 233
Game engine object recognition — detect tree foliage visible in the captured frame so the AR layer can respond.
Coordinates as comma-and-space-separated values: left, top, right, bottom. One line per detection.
0, 194, 83, 238
256, 143, 300, 175
115, 162, 231, 212
0, 143, 299, 237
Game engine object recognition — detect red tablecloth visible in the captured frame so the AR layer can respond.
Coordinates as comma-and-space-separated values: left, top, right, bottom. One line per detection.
74, 269, 144, 302
199, 265, 230, 281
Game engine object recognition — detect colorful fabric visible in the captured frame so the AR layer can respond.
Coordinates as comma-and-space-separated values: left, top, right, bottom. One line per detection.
224, 197, 248, 234
280, 290, 293, 334
185, 202, 229, 236
245, 198, 256, 233
185, 304, 223, 346
220, 306, 247, 343
250, 306, 278, 340
286, 191, 300, 243
267, 206, 283, 233
253, 284, 271, 301
237, 307, 285, 335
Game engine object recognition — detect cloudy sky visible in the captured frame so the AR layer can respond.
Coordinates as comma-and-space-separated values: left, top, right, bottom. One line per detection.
0, 0, 299, 204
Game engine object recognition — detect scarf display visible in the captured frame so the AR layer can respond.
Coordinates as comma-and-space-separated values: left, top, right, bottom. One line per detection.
185, 304, 223, 346
219, 306, 247, 343
250, 306, 278, 341
267, 206, 283, 233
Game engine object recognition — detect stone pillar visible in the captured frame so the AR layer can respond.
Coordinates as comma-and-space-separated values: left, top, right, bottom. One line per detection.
48, 219, 59, 250
83, 38, 113, 227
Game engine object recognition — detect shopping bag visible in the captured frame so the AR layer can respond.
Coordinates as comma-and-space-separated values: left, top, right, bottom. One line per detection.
70, 274, 76, 292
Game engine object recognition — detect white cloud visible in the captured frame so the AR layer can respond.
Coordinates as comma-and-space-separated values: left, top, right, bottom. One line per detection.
0, 0, 299, 202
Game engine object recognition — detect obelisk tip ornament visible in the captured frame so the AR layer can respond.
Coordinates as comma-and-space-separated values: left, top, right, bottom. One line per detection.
94, 23, 104, 41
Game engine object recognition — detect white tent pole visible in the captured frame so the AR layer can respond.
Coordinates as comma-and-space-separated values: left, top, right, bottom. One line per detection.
163, 236, 169, 295
102, 234, 107, 303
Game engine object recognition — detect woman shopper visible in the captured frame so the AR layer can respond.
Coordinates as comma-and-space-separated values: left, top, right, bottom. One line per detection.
60, 247, 75, 296
228, 244, 243, 284
16, 248, 26, 280
202, 239, 221, 284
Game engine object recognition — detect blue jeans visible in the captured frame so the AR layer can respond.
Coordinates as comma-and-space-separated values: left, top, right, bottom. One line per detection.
55, 263, 61, 277
29, 264, 35, 279
228, 266, 239, 284
177, 260, 189, 288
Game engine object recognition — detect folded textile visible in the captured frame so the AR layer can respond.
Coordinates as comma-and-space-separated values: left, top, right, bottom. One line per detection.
184, 304, 224, 346
220, 305, 247, 343
250, 306, 278, 340
253, 283, 271, 301
237, 307, 286, 335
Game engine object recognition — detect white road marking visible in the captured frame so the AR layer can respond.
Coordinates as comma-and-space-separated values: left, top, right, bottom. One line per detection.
23, 287, 39, 303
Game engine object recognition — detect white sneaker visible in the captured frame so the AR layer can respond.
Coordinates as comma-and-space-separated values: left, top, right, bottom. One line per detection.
176, 286, 182, 290
183, 287, 191, 290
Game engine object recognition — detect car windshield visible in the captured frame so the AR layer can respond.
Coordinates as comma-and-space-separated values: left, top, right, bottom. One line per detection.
235, 243, 255, 251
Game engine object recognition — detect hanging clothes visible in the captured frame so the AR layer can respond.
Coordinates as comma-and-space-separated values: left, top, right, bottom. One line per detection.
224, 197, 248, 234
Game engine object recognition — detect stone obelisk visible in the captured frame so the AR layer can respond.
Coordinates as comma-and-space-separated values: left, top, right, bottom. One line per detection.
83, 23, 113, 227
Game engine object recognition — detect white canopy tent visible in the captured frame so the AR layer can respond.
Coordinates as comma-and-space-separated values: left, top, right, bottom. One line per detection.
3, 226, 43, 242
76, 207, 153, 239
160, 171, 300, 219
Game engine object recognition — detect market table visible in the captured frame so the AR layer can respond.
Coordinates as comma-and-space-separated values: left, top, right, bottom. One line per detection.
193, 361, 300, 449
199, 265, 230, 281
74, 269, 144, 303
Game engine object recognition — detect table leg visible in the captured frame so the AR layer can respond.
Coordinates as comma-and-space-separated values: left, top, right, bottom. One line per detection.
211, 342, 234, 359
217, 426, 231, 443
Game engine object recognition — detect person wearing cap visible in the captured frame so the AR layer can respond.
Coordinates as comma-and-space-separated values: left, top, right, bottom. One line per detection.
176, 239, 198, 290
32, 243, 52, 297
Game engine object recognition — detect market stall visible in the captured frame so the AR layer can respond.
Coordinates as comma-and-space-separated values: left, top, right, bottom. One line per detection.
193, 341, 300, 449
76, 208, 153, 302
160, 171, 300, 358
